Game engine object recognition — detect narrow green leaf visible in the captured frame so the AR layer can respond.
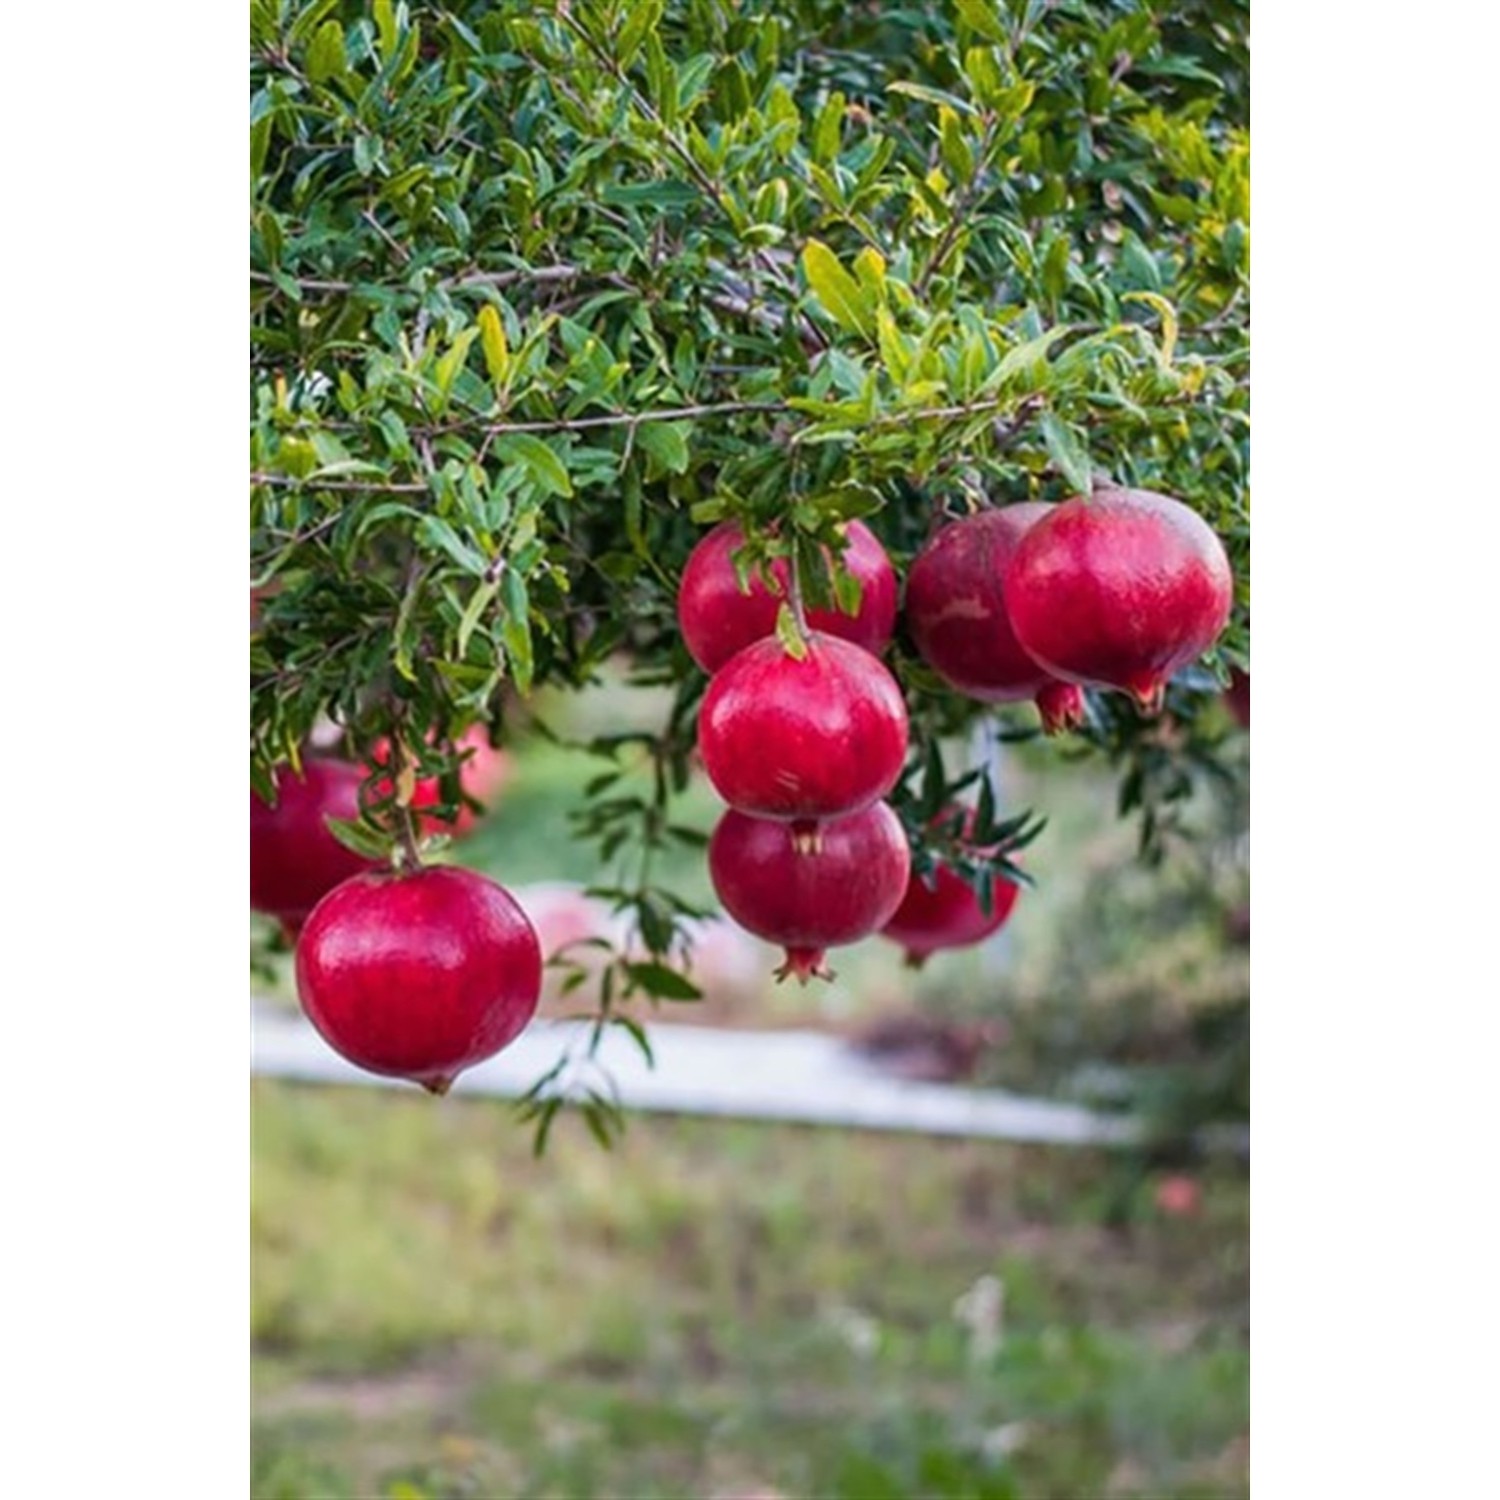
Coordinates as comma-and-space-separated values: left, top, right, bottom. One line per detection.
954, 0, 1008, 43
625, 961, 703, 1002
1040, 411, 1092, 494
939, 106, 975, 183
324, 817, 392, 861
775, 602, 809, 660
617, 0, 663, 67
457, 578, 500, 656
636, 420, 690, 476
305, 19, 346, 83
419, 515, 487, 575
802, 239, 872, 338
495, 433, 573, 497
373, 0, 398, 61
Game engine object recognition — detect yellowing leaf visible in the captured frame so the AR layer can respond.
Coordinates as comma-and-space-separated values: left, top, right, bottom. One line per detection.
1122, 291, 1179, 369
477, 304, 510, 390
802, 240, 872, 338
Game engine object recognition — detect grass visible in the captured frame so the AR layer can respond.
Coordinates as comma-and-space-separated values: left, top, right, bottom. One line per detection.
252, 1081, 1248, 1499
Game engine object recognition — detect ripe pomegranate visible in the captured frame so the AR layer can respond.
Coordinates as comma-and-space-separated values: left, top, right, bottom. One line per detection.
677, 520, 898, 673
708, 802, 911, 982
368, 726, 512, 837
251, 758, 379, 939
882, 860, 1020, 968
904, 506, 1085, 734
295, 864, 542, 1094
1004, 485, 1233, 711
698, 632, 909, 825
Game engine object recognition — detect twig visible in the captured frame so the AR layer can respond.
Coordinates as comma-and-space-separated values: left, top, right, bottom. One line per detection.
250, 265, 587, 296
250, 472, 430, 493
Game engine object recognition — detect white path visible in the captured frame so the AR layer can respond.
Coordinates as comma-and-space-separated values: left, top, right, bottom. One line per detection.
251, 1000, 1246, 1153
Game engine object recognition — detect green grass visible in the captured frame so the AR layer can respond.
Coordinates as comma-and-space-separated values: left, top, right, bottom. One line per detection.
253, 1081, 1248, 1499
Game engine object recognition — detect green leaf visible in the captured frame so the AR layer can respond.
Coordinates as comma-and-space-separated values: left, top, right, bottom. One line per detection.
802, 240, 872, 338
495, 433, 573, 498
500, 569, 534, 693
775, 602, 809, 660
419, 515, 487, 577
616, 0, 662, 66
624, 961, 703, 1002
372, 0, 398, 62
324, 817, 392, 861
887, 80, 977, 115
305, 19, 346, 83
457, 578, 500, 656
939, 106, 975, 183
955, 0, 1008, 43
1040, 411, 1092, 494
813, 90, 845, 165
636, 420, 690, 476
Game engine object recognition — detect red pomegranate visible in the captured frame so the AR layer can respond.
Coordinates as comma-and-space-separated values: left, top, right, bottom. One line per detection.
708, 802, 911, 982
295, 864, 542, 1094
698, 632, 909, 824
1004, 485, 1233, 712
368, 726, 512, 837
251, 758, 379, 939
677, 520, 898, 673
904, 506, 1085, 734
882, 861, 1020, 968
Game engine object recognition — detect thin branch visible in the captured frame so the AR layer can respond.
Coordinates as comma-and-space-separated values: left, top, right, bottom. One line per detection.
250, 265, 588, 296
250, 472, 430, 493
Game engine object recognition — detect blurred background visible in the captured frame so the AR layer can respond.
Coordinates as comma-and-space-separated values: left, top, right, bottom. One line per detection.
251, 672, 1249, 1500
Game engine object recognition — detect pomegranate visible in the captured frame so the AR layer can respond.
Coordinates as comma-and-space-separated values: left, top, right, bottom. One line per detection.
904, 506, 1085, 733
677, 520, 898, 673
295, 864, 542, 1094
698, 632, 909, 824
368, 726, 512, 837
1004, 485, 1233, 711
251, 758, 379, 939
882, 861, 1020, 968
708, 802, 911, 982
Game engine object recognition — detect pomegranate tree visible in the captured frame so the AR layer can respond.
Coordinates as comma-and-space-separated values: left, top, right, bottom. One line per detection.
697, 631, 908, 825
708, 802, 911, 983
1004, 485, 1234, 712
295, 864, 542, 1094
677, 519, 898, 673
904, 505, 1085, 734
250, 759, 378, 939
252, 1, 1250, 1143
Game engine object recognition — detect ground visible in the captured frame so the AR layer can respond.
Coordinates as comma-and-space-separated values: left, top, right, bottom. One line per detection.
252, 1081, 1248, 1500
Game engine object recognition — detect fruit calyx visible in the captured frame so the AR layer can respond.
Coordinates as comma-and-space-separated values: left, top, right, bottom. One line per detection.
775, 946, 836, 985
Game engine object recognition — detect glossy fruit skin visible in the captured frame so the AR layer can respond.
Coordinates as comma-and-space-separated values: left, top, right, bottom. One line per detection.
1004, 487, 1233, 710
295, 865, 542, 1094
368, 726, 512, 837
698, 632, 909, 821
882, 863, 1020, 968
708, 802, 911, 982
904, 505, 1085, 733
251, 759, 378, 938
677, 520, 898, 673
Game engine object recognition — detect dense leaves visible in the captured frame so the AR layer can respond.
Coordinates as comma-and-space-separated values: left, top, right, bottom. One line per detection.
251, 0, 1250, 1112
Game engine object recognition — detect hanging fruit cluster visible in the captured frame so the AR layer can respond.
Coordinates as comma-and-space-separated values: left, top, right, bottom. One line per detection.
682, 478, 1234, 983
